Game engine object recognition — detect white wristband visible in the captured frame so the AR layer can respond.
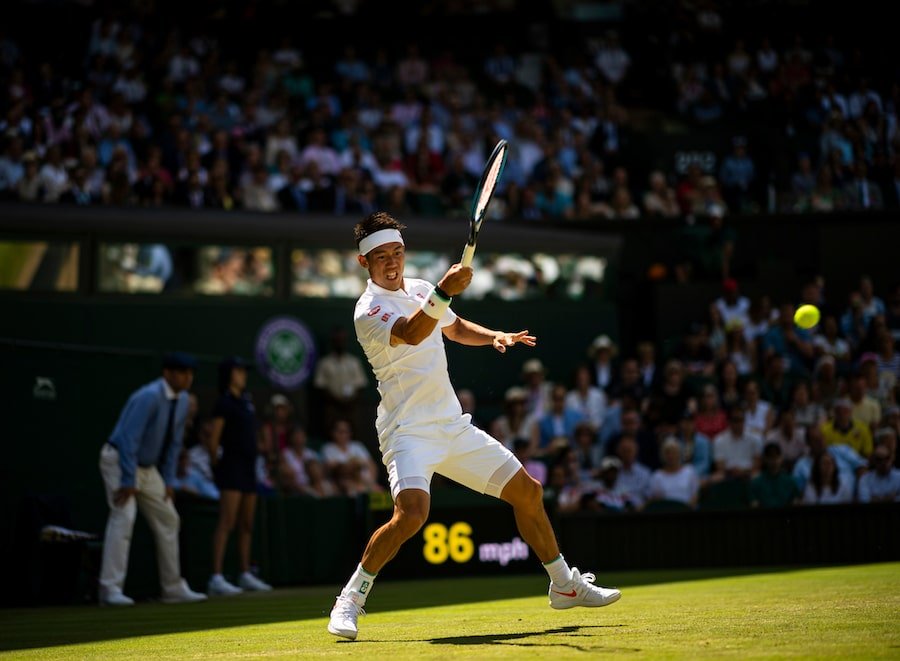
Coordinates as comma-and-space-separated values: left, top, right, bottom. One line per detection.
421, 288, 451, 320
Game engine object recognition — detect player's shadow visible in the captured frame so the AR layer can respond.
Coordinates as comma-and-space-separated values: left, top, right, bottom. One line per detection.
431, 624, 637, 653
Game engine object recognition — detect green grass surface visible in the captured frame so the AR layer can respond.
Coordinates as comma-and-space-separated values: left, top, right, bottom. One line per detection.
1, 564, 898, 659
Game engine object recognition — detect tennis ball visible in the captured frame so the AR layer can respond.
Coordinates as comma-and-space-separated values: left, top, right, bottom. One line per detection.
794, 304, 820, 329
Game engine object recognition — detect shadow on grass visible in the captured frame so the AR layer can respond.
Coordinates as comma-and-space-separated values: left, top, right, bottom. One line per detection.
349, 624, 639, 653
0, 564, 864, 652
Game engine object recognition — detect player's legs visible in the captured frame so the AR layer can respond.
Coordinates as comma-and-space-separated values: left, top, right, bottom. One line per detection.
499, 468, 560, 562
329, 433, 441, 641
361, 487, 430, 573
442, 421, 621, 610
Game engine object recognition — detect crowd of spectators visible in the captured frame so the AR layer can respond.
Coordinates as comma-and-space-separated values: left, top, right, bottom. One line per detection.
173, 391, 384, 502
1, 0, 898, 227
482, 272, 900, 512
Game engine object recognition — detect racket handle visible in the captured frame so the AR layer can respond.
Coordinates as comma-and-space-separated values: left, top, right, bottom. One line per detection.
461, 244, 476, 267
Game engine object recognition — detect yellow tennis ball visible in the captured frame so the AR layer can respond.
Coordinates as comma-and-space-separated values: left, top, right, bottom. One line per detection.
794, 304, 820, 329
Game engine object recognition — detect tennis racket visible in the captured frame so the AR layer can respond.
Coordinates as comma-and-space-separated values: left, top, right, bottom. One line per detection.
461, 139, 509, 267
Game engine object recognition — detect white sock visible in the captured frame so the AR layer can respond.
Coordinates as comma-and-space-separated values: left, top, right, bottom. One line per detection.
543, 554, 574, 586
343, 563, 377, 603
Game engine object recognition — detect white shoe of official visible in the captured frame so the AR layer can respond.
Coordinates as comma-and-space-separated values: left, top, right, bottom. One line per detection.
548, 568, 621, 609
327, 590, 365, 640
208, 574, 243, 596
238, 571, 272, 592
161, 580, 208, 604
99, 591, 135, 607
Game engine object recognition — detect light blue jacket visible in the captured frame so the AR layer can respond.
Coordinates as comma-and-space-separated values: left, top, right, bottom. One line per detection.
108, 378, 188, 488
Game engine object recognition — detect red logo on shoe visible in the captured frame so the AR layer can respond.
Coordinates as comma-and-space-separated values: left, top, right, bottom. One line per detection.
551, 588, 578, 597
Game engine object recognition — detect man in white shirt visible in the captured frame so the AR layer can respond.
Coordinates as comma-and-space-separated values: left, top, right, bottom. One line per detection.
328, 212, 620, 641
858, 445, 900, 502
712, 407, 763, 480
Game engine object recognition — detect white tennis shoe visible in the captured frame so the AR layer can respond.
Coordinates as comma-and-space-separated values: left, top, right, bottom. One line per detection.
548, 568, 621, 609
238, 571, 272, 592
207, 574, 243, 596
327, 590, 365, 640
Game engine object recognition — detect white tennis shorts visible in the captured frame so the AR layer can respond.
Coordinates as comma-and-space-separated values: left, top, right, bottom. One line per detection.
380, 414, 522, 499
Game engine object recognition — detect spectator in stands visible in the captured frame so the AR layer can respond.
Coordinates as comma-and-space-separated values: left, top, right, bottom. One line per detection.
848, 372, 882, 431
490, 386, 537, 451
809, 166, 843, 212
571, 421, 603, 481
714, 278, 751, 330
321, 419, 382, 493
313, 326, 369, 437
813, 313, 852, 366
766, 408, 807, 471
642, 170, 680, 218
589, 456, 639, 513
612, 434, 651, 508
588, 334, 619, 396
760, 353, 792, 412
742, 379, 775, 439
712, 406, 763, 481
843, 160, 884, 211
822, 398, 874, 458
718, 136, 756, 214
695, 383, 729, 440
788, 379, 825, 431
647, 437, 700, 509
717, 359, 744, 412
550, 448, 590, 514
536, 383, 585, 454
645, 359, 693, 436
749, 442, 801, 508
279, 425, 321, 496
788, 152, 817, 212
801, 450, 854, 505
793, 424, 866, 494
521, 357, 553, 419
609, 357, 646, 405
674, 321, 716, 377
456, 388, 486, 433
565, 363, 607, 431
857, 444, 900, 502
813, 354, 842, 409
677, 409, 712, 479
207, 356, 273, 596
260, 393, 294, 452
764, 302, 814, 376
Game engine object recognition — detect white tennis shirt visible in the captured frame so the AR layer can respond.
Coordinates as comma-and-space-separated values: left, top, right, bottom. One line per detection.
354, 277, 460, 439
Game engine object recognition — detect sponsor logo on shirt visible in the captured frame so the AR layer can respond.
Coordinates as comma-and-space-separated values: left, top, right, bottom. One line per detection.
367, 305, 381, 316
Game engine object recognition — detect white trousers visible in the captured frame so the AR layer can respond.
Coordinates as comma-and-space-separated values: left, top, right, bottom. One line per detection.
98, 444, 183, 597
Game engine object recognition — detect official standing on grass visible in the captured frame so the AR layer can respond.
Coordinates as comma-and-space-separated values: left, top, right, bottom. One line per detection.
327, 212, 621, 641
206, 355, 273, 596
98, 352, 207, 606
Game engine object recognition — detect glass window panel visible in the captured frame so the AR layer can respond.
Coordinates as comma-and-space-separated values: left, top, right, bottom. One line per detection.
98, 243, 274, 296
290, 248, 606, 300
0, 240, 79, 292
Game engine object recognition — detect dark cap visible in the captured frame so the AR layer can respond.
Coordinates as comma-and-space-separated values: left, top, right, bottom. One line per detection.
219, 355, 250, 371
162, 351, 197, 370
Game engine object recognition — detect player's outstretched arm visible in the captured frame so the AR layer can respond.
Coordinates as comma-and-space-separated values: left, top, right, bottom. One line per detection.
443, 317, 537, 353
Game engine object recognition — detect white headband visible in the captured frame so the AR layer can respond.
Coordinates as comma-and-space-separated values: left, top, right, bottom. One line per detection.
358, 229, 404, 256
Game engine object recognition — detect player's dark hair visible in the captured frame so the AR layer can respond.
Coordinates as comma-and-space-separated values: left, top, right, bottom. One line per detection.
353, 211, 407, 250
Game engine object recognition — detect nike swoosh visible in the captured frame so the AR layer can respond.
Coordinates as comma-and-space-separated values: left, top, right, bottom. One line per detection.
551, 589, 578, 597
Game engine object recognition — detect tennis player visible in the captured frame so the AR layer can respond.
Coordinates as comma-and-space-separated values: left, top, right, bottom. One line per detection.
328, 212, 620, 640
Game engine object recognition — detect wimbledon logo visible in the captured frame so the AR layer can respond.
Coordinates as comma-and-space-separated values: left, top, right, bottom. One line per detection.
254, 315, 316, 390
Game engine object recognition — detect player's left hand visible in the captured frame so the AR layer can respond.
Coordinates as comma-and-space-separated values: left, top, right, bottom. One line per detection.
492, 330, 537, 353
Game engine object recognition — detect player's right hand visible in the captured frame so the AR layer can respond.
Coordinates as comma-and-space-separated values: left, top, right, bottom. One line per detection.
113, 486, 138, 506
439, 263, 473, 296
